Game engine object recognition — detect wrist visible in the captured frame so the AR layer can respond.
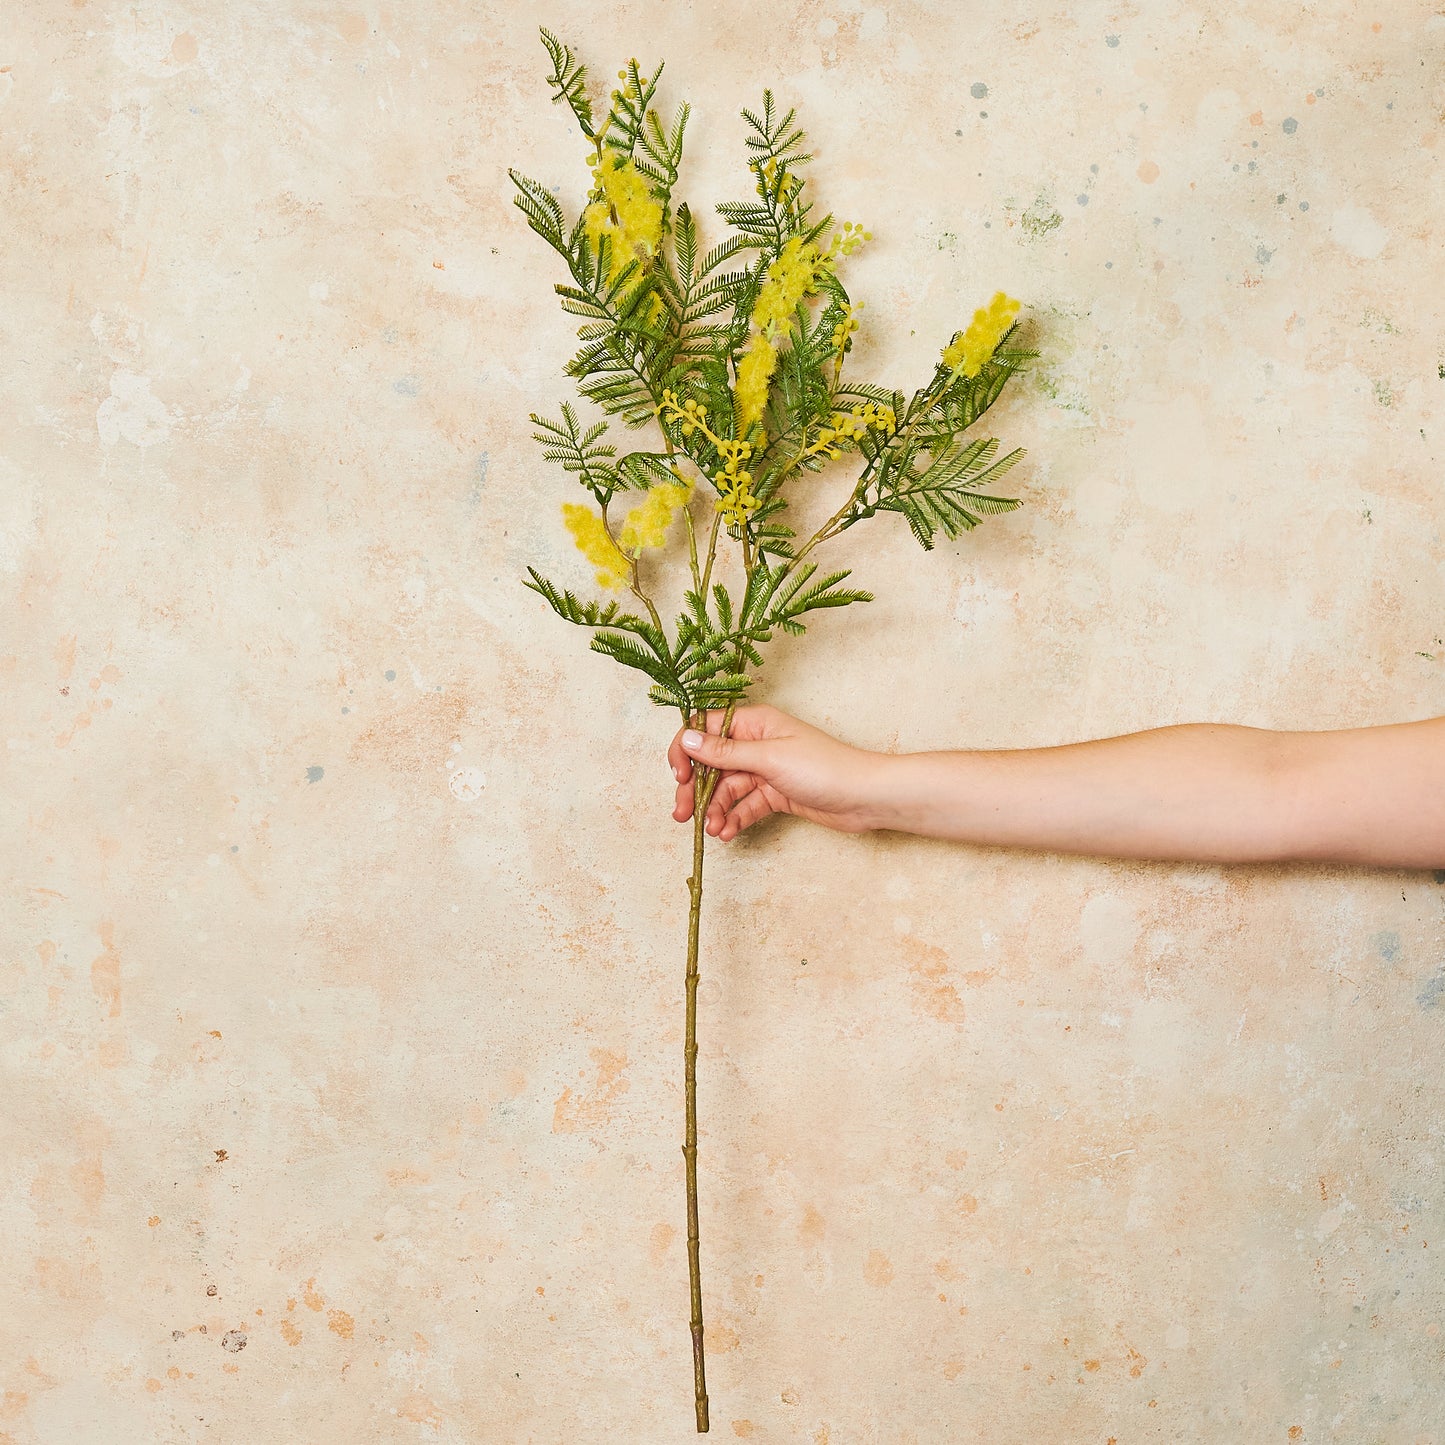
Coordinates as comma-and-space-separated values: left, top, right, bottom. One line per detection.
850, 748, 919, 833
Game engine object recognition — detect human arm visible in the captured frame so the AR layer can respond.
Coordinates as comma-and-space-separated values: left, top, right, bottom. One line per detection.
669, 705, 1445, 869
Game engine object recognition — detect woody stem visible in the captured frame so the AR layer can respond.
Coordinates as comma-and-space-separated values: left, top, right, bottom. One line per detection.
684, 765, 711, 1433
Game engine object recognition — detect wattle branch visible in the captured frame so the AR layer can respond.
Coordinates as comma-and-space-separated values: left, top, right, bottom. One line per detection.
513, 32, 1034, 1431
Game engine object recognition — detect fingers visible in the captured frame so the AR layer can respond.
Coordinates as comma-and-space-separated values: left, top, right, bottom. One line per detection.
680, 723, 772, 774
708, 769, 756, 815
717, 785, 775, 840
669, 704, 788, 827
668, 728, 694, 786
673, 773, 694, 822
704, 771, 755, 833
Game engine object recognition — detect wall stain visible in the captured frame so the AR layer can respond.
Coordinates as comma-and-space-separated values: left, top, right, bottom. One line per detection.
552, 1047, 630, 1134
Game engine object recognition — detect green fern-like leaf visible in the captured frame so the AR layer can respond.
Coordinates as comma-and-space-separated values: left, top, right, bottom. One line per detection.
539, 28, 595, 137
530, 404, 621, 502
873, 440, 1027, 549
508, 170, 569, 256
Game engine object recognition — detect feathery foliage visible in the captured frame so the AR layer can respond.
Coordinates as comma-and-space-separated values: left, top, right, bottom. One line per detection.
511, 34, 1033, 720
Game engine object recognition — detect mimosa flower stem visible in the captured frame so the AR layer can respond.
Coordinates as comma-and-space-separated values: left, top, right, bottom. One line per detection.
684, 761, 712, 1433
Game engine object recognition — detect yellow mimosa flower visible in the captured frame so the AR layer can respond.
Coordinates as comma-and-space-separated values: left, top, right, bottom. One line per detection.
584, 149, 664, 280
733, 333, 777, 436
561, 500, 631, 589
941, 291, 1021, 379
619, 479, 693, 554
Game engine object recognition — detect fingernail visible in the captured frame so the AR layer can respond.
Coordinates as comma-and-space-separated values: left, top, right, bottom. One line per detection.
682, 729, 703, 750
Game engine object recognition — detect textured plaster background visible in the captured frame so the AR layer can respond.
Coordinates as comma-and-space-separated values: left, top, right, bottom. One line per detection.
3, 2, 1445, 1441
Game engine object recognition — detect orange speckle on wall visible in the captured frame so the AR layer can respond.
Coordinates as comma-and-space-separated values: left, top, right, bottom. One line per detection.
649, 1221, 676, 1266
1084, 1359, 1101, 1372
1288, 1430, 1303, 1441
302, 1278, 324, 1311
1249, 110, 1263, 125
1137, 160, 1160, 183
90, 922, 121, 1019
397, 1394, 441, 1427
552, 1047, 630, 1134
280, 1318, 302, 1346
327, 1309, 355, 1339
147, 1215, 160, 1227
799, 1204, 826, 1244
144, 1378, 163, 1393
731, 1422, 756, 1438
902, 935, 965, 1023
863, 1249, 894, 1287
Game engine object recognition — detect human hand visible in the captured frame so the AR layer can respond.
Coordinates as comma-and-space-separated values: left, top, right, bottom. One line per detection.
667, 703, 890, 841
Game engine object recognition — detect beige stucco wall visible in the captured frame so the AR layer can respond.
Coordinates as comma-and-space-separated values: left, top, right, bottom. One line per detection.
4, 2, 1443, 1440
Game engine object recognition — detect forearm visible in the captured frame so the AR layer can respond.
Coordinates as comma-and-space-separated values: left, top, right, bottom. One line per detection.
865, 722, 1319, 864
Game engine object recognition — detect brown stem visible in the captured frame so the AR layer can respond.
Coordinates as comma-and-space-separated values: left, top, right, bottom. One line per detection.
684, 766, 710, 1433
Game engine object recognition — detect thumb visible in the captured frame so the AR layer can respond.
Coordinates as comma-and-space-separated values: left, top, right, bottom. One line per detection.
680, 727, 770, 774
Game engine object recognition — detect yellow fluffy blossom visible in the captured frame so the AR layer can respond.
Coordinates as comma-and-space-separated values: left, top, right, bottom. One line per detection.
561, 500, 630, 590
941, 291, 1022, 379
583, 149, 664, 281
733, 225, 873, 437
733, 332, 777, 437
751, 235, 826, 337
618, 478, 693, 554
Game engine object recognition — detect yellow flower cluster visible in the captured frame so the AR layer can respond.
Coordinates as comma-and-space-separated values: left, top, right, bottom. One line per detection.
715, 472, 761, 529
830, 300, 861, 354
583, 149, 664, 281
561, 501, 630, 590
733, 224, 870, 437
561, 465, 693, 589
802, 400, 897, 461
752, 235, 827, 337
618, 477, 692, 553
660, 389, 759, 530
941, 291, 1022, 379
732, 333, 776, 437
829, 220, 871, 259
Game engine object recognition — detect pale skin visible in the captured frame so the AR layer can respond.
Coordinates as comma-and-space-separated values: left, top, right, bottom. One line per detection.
668, 704, 1445, 870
